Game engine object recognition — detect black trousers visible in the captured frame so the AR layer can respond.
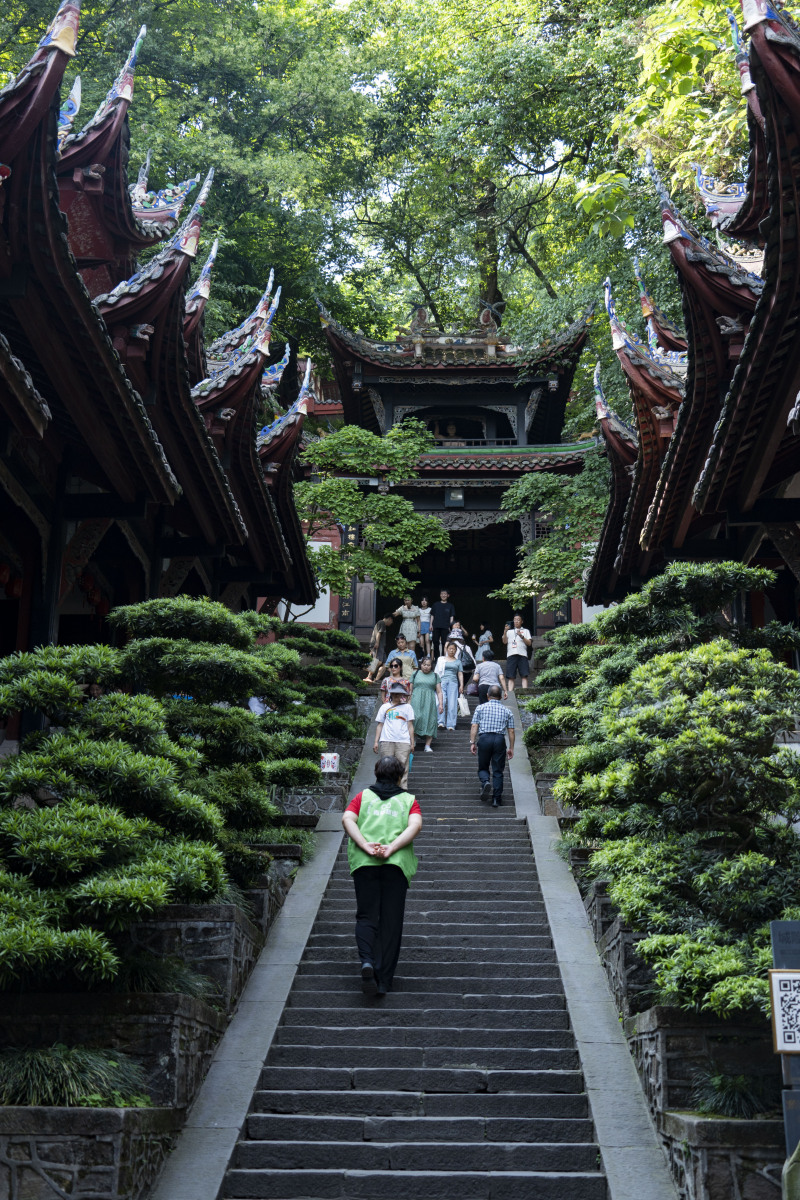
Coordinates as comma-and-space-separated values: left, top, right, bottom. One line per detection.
353, 864, 409, 989
477, 683, 492, 705
432, 627, 450, 658
477, 731, 507, 801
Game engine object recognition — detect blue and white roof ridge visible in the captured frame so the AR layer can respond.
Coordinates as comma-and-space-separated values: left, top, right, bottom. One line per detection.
646, 151, 763, 290
604, 277, 687, 387
192, 288, 281, 398
61, 23, 145, 149
93, 168, 214, 306
208, 270, 275, 357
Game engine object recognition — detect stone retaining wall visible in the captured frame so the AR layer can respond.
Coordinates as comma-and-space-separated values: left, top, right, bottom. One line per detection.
279, 780, 349, 818
658, 1111, 783, 1200
624, 1006, 779, 1118
597, 914, 654, 1017
0, 994, 225, 1110
126, 904, 262, 1013
0, 1106, 182, 1200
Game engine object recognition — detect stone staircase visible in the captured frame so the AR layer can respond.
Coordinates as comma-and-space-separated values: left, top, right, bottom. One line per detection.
222, 704, 607, 1199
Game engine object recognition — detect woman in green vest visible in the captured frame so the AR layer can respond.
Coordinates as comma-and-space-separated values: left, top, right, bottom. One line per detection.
342, 754, 422, 996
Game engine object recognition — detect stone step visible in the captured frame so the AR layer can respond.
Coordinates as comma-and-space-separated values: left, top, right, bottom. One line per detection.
234, 1139, 599, 1172
258, 1067, 585, 1094
312, 921, 549, 936
266, 1047, 579, 1071
291, 974, 562, 994
306, 934, 554, 950
273, 1025, 573, 1047
250, 1091, 591, 1119
300, 947, 557, 965
296, 960, 560, 978
245, 1114, 595, 1144
285, 989, 565, 1010
223, 1168, 606, 1199
321, 902, 548, 915
279, 1006, 566, 1028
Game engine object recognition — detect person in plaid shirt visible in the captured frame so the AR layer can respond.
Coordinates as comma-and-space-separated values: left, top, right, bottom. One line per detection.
469, 685, 515, 807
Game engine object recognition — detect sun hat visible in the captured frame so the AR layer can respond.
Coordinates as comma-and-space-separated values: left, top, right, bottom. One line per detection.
388, 681, 408, 694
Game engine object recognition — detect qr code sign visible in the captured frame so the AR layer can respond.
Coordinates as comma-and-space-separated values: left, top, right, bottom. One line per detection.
770, 970, 800, 1052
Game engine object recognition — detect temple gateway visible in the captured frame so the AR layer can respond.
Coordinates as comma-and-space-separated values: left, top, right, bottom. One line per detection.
320, 302, 595, 640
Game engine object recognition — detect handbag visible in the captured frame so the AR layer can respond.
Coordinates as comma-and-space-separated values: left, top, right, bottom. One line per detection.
465, 681, 479, 696
457, 693, 471, 718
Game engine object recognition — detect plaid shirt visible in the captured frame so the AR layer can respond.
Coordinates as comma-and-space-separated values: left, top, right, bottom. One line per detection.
472, 699, 515, 735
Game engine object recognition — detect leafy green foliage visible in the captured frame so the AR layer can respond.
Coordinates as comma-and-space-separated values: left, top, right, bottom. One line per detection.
108, 597, 254, 649
492, 447, 611, 610
0, 1044, 149, 1108
531, 563, 800, 1016
295, 419, 449, 597
262, 758, 322, 789
691, 1063, 776, 1120
118, 639, 277, 705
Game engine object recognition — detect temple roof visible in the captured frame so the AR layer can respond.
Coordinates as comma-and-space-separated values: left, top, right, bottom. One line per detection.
319, 301, 593, 373
193, 288, 281, 402
0, 0, 179, 506
648, 153, 764, 307
584, 364, 637, 605
129, 151, 199, 231
94, 169, 214, 310
59, 25, 145, 160
634, 258, 687, 353
604, 278, 686, 396
0, 331, 52, 439
691, 0, 800, 515
208, 271, 275, 359
322, 300, 594, 434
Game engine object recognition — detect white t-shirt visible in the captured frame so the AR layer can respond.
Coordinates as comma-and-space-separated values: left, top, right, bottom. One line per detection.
376, 702, 415, 744
505, 627, 531, 656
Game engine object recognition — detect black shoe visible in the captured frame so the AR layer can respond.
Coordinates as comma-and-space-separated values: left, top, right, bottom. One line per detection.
480, 781, 492, 802
361, 962, 377, 994
492, 798, 503, 807
376, 985, 387, 997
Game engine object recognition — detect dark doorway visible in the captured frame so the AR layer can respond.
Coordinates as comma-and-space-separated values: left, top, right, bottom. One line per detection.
377, 520, 534, 646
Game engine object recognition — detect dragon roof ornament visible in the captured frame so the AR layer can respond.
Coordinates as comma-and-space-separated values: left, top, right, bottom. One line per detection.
727, 7, 756, 92
693, 163, 748, 228
633, 257, 687, 345
129, 151, 200, 224
192, 287, 281, 400
256, 361, 312, 450
37, 0, 80, 58
57, 75, 81, 151
208, 270, 275, 358
594, 362, 637, 446
206, 286, 282, 379
62, 25, 145, 149
94, 167, 214, 307
262, 343, 291, 389
604, 277, 688, 382
185, 237, 218, 312
646, 151, 764, 292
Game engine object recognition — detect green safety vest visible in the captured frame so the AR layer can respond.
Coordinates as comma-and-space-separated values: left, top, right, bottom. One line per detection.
347, 787, 419, 883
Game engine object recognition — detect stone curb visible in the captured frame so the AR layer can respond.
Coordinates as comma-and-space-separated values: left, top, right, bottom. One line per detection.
506, 693, 678, 1200
148, 713, 379, 1200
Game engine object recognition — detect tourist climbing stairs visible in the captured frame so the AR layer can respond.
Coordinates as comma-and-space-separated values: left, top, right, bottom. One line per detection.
222, 701, 606, 1198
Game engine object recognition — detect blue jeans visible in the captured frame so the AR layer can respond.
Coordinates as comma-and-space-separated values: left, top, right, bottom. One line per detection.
477, 732, 507, 801
439, 677, 459, 729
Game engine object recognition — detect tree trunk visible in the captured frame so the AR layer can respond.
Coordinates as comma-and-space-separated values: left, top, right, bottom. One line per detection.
475, 181, 505, 318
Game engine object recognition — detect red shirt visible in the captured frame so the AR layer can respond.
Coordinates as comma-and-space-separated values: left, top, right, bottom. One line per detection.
347, 790, 422, 817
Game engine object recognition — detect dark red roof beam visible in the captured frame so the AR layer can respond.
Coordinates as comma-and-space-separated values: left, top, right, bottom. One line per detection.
693, 0, 800, 517
95, 173, 246, 544
0, 0, 178, 505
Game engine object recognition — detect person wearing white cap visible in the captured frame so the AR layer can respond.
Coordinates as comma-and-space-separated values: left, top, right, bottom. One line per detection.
373, 681, 416, 788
